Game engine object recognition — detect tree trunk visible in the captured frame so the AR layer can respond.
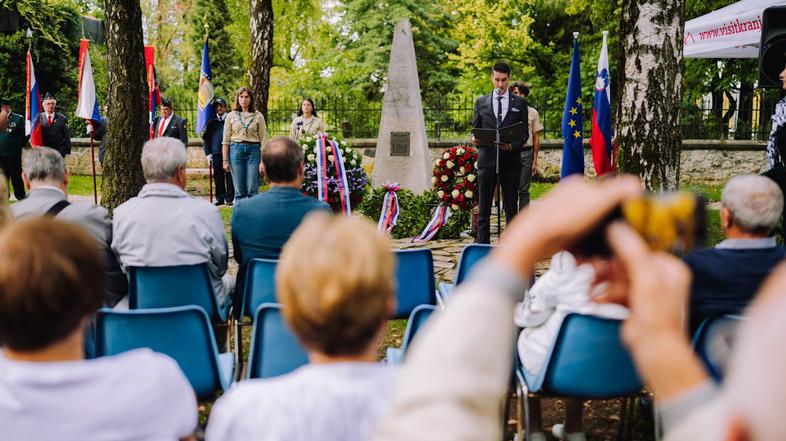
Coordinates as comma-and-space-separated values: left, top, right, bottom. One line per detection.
249, 0, 273, 120
103, 0, 148, 211
616, 0, 685, 192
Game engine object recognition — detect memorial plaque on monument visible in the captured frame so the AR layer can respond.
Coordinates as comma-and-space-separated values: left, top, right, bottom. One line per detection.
390, 132, 410, 156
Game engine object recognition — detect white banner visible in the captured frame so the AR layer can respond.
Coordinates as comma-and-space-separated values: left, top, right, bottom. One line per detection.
684, 0, 786, 58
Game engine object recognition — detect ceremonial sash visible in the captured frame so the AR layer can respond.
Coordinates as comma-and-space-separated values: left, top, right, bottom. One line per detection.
315, 135, 352, 215
377, 182, 401, 233
413, 203, 451, 242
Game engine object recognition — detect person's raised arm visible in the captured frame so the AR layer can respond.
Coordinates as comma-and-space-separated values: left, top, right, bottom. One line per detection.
373, 176, 642, 441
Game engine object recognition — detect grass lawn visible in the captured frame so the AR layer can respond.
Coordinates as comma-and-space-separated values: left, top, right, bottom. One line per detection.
67, 175, 102, 196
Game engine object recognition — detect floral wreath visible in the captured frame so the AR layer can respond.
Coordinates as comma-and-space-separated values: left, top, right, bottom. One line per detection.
300, 134, 368, 212
431, 145, 478, 211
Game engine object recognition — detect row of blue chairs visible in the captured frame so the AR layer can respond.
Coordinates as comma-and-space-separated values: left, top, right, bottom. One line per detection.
92, 244, 496, 399
511, 312, 744, 440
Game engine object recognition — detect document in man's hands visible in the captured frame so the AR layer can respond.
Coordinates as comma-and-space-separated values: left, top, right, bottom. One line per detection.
472, 121, 526, 145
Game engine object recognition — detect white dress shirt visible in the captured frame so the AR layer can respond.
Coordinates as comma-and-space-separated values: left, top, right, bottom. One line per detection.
494, 90, 510, 124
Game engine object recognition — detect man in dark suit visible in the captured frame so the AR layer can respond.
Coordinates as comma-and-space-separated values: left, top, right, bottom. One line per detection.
471, 61, 529, 244
230, 136, 330, 309
37, 94, 71, 157
202, 98, 234, 206
152, 98, 188, 146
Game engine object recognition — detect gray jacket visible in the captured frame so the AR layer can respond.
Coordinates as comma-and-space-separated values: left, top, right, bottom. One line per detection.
111, 183, 229, 304
11, 187, 128, 307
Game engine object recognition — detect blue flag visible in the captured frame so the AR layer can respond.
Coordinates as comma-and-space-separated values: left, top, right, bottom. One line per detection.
561, 36, 584, 178
196, 38, 216, 136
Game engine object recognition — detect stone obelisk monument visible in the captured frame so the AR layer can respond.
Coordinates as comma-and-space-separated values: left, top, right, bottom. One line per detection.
373, 19, 431, 194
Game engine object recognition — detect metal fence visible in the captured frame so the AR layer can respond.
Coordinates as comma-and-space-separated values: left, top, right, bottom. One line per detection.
168, 91, 782, 141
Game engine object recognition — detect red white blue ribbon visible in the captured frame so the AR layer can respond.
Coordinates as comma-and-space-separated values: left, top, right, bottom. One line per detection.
377, 182, 401, 233
316, 135, 351, 216
413, 203, 451, 242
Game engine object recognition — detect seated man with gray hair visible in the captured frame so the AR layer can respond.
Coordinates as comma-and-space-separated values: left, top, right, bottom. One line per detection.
12, 147, 127, 307
684, 174, 786, 333
112, 137, 233, 307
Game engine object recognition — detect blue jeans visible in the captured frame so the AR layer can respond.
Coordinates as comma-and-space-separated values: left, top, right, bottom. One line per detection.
229, 142, 261, 201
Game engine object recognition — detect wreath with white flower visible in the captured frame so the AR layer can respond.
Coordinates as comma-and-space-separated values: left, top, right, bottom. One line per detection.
300, 134, 369, 212
431, 145, 478, 211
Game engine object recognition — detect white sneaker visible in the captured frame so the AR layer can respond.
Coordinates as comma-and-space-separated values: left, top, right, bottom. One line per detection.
551, 423, 587, 441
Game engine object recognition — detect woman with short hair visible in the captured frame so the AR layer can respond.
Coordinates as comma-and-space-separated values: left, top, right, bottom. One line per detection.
222, 87, 268, 201
207, 214, 398, 441
289, 98, 326, 141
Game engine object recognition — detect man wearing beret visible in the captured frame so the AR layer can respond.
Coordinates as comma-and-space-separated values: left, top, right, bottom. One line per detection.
202, 98, 234, 206
152, 98, 189, 146
0, 98, 27, 200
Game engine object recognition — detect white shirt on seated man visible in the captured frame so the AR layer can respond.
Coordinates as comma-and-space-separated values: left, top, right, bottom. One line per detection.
111, 137, 234, 308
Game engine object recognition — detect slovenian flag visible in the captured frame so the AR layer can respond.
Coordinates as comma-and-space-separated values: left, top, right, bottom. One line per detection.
590, 31, 614, 176
561, 33, 584, 178
196, 37, 216, 136
25, 50, 43, 147
75, 39, 101, 122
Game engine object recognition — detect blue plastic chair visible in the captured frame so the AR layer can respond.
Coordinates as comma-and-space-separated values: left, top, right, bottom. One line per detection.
437, 244, 493, 303
691, 315, 743, 381
393, 249, 437, 319
240, 258, 278, 319
129, 263, 229, 322
94, 306, 235, 399
515, 314, 643, 440
247, 304, 309, 379
386, 304, 437, 365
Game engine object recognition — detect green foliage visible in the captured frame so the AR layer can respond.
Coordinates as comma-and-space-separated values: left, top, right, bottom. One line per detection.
0, 0, 82, 117
188, 0, 243, 99
357, 187, 470, 240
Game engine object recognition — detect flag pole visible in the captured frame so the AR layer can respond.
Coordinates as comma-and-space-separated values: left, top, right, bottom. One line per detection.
89, 121, 98, 204
203, 19, 214, 204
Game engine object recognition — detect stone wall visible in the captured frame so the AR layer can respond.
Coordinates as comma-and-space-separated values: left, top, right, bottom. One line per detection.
65, 137, 767, 185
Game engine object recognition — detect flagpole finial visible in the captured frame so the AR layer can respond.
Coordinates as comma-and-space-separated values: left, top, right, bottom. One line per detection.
203, 15, 209, 38
573, 32, 579, 40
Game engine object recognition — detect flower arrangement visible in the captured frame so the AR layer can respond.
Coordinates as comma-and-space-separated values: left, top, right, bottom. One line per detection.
431, 145, 478, 211
300, 134, 369, 212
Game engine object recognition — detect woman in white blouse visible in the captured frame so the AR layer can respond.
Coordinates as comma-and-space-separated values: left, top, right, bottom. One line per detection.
289, 98, 326, 141
206, 214, 397, 441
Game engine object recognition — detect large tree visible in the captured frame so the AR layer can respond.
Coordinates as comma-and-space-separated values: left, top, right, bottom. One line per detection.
249, 0, 273, 119
189, 0, 242, 99
102, 0, 148, 210
616, 0, 685, 191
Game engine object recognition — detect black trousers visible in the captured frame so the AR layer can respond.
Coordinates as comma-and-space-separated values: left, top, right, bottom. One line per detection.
0, 154, 25, 200
476, 166, 520, 244
212, 153, 234, 203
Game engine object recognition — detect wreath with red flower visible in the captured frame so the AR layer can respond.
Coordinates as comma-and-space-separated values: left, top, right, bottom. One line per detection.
431, 145, 478, 211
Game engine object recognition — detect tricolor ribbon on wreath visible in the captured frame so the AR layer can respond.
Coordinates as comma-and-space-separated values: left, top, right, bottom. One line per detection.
377, 182, 401, 233
413, 203, 451, 243
315, 134, 352, 216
